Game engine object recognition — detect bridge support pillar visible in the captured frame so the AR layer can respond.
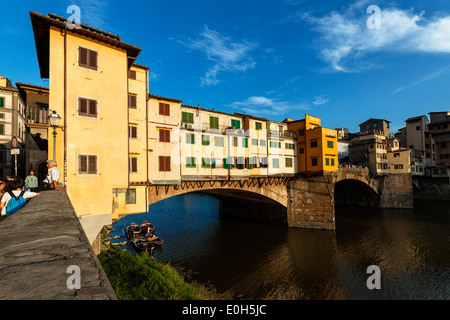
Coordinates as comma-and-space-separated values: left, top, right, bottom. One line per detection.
287, 176, 335, 230
377, 174, 414, 208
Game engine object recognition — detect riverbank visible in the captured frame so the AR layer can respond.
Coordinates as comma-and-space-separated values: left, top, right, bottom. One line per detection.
97, 227, 229, 300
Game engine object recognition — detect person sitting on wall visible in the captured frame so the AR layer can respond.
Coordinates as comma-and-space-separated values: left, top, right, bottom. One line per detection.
41, 160, 61, 191
25, 170, 39, 192
0, 176, 41, 220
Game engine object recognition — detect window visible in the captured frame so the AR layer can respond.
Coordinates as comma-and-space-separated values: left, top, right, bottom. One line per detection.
231, 119, 240, 129
252, 139, 258, 146
182, 111, 194, 124
78, 97, 97, 118
327, 140, 334, 148
186, 157, 196, 168
298, 129, 304, 137
159, 102, 170, 116
78, 155, 97, 174
215, 136, 224, 147
311, 141, 318, 148
232, 136, 238, 147
78, 46, 98, 71
0, 97, 4, 108
128, 70, 136, 80
202, 134, 210, 146
260, 157, 269, 168
125, 189, 136, 204
299, 148, 304, 154
260, 140, 266, 147
394, 165, 404, 170
236, 157, 245, 169
286, 157, 293, 167
255, 122, 262, 130
285, 143, 295, 150
326, 158, 330, 166
0, 124, 4, 135
202, 158, 212, 168
311, 158, 318, 166
129, 126, 137, 139
416, 126, 421, 131
186, 133, 195, 144
129, 157, 138, 173
210, 116, 219, 130
128, 94, 137, 109
270, 141, 281, 148
224, 157, 234, 169
242, 137, 248, 148
159, 156, 171, 172
394, 153, 400, 158
159, 129, 170, 142
272, 158, 279, 169
331, 158, 335, 166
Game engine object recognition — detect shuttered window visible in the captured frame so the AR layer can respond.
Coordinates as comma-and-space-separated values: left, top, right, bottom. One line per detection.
159, 156, 171, 172
129, 157, 138, 173
159, 102, 170, 116
78, 97, 97, 118
78, 155, 97, 174
0, 97, 4, 108
210, 116, 219, 129
128, 94, 137, 109
129, 126, 137, 139
128, 70, 136, 80
159, 129, 170, 142
78, 47, 98, 71
181, 111, 194, 124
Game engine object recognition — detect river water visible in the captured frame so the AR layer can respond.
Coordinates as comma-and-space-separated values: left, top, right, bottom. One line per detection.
109, 193, 450, 300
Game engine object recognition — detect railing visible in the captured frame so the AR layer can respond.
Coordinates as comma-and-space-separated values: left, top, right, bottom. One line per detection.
180, 122, 248, 136
268, 130, 296, 139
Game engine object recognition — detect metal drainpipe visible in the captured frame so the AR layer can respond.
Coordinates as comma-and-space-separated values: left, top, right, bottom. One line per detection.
63, 24, 68, 188
145, 67, 149, 214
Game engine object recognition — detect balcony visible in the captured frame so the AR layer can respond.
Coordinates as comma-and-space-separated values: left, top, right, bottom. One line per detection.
180, 122, 247, 136
268, 130, 296, 139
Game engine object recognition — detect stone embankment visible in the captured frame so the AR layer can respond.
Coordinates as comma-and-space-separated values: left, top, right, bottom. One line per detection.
0, 188, 116, 300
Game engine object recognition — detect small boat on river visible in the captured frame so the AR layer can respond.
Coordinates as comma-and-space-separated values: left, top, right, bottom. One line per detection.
144, 233, 164, 246
132, 238, 155, 253
140, 221, 155, 235
125, 223, 141, 240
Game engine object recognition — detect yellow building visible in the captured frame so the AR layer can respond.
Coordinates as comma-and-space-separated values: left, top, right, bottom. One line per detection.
148, 94, 183, 185
285, 115, 338, 172
30, 11, 142, 243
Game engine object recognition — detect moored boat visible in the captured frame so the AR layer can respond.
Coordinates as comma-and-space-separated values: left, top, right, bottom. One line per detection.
140, 221, 155, 235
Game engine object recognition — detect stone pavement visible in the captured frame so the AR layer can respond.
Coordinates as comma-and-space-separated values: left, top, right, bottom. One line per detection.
0, 187, 117, 300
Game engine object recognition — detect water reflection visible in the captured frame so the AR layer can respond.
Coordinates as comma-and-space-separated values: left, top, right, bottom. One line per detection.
109, 194, 450, 300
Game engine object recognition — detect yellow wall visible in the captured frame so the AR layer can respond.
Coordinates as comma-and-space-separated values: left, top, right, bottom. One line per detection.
49, 26, 129, 221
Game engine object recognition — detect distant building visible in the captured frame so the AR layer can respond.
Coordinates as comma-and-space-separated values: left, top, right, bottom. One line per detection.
0, 76, 27, 177
426, 111, 450, 178
284, 115, 338, 173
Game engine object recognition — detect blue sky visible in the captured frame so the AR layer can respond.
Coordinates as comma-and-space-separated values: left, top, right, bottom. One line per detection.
1, 0, 450, 133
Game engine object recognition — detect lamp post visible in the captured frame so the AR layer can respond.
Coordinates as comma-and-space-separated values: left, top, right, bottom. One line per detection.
48, 110, 61, 161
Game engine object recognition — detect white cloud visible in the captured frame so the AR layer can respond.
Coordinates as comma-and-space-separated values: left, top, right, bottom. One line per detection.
312, 95, 329, 105
393, 65, 450, 93
303, 2, 450, 72
76, 0, 108, 29
176, 25, 257, 86
229, 96, 309, 117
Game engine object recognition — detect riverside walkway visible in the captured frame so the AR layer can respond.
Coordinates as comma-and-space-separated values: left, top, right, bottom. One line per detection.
0, 187, 116, 300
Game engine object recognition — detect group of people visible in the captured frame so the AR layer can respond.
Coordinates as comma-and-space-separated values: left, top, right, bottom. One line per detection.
0, 160, 61, 220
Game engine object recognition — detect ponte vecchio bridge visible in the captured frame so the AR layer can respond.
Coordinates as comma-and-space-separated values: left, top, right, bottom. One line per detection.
133, 168, 413, 230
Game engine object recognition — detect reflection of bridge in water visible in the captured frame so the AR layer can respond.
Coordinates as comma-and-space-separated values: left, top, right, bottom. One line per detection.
136, 168, 413, 230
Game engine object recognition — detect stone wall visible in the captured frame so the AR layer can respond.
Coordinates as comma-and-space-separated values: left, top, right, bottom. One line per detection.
413, 176, 450, 201
286, 176, 336, 230
377, 174, 414, 208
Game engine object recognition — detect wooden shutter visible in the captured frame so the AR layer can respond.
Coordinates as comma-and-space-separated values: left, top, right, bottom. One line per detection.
164, 103, 170, 116
159, 129, 165, 142
89, 99, 97, 116
165, 130, 170, 142
79, 155, 87, 173
129, 94, 137, 108
159, 102, 164, 115
88, 155, 97, 174
128, 70, 136, 80
79, 98, 87, 115
79, 47, 88, 67
89, 50, 98, 70
159, 156, 165, 171
165, 157, 171, 172
130, 157, 137, 173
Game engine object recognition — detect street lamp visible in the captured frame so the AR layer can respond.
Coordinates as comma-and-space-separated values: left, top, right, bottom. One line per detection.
48, 110, 61, 161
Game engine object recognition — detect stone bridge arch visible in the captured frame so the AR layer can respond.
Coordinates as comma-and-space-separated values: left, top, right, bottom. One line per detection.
145, 176, 291, 208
